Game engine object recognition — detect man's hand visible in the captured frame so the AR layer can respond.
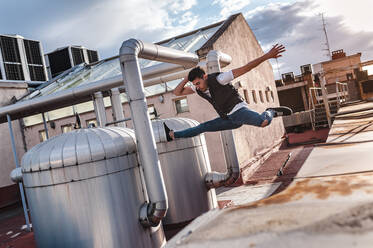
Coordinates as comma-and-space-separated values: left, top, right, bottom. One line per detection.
265, 44, 286, 59
232, 43, 286, 78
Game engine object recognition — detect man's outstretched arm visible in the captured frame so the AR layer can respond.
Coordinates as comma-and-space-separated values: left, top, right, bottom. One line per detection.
173, 77, 194, 96
232, 44, 285, 79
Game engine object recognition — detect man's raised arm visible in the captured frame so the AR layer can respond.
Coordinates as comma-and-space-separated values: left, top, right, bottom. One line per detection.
173, 77, 195, 96
232, 44, 285, 79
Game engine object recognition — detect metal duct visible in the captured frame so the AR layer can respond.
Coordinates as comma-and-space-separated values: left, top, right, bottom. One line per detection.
204, 50, 240, 188
119, 38, 199, 227
93, 92, 107, 127
110, 88, 126, 127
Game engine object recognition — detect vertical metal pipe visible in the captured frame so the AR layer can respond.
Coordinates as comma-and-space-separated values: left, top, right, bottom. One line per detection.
204, 50, 240, 188
110, 88, 126, 127
6, 114, 31, 231
41, 113, 49, 140
93, 92, 107, 127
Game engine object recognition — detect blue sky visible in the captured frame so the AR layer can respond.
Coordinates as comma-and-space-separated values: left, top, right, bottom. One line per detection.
1, 0, 373, 78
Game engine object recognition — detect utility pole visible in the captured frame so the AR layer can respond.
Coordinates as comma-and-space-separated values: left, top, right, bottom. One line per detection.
320, 13, 332, 60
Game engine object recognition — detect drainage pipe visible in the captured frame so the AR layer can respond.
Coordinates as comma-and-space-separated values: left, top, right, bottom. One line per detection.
119, 39, 199, 227
204, 50, 240, 188
41, 113, 49, 139
7, 115, 31, 231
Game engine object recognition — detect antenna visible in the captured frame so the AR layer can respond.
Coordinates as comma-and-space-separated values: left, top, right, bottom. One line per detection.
320, 13, 332, 60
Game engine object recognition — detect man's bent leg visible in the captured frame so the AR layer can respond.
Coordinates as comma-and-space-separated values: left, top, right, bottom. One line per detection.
174, 117, 241, 138
230, 107, 274, 127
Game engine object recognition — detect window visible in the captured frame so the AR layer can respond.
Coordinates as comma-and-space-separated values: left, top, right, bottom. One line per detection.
243, 89, 250, 104
265, 91, 270, 102
271, 91, 275, 102
147, 105, 157, 120
259, 91, 264, 103
252, 90, 257, 104
61, 124, 73, 133
86, 119, 97, 128
39, 130, 47, 142
175, 98, 189, 114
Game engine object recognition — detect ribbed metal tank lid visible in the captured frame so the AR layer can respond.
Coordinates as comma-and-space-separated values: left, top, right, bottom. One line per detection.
21, 127, 137, 173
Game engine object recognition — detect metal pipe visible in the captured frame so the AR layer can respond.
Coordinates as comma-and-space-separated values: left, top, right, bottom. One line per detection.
41, 113, 49, 139
110, 88, 126, 127
204, 50, 240, 189
119, 38, 199, 227
93, 92, 107, 127
7, 114, 31, 231
0, 58, 199, 123
105, 117, 132, 126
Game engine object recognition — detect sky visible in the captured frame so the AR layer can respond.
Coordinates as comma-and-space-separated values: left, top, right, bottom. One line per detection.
1, 0, 373, 79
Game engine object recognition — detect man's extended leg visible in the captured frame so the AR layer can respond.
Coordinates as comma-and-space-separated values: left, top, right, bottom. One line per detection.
172, 117, 242, 139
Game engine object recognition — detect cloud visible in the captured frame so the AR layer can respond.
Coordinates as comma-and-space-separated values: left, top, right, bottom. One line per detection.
37, 0, 198, 57
213, 0, 251, 18
244, 0, 373, 77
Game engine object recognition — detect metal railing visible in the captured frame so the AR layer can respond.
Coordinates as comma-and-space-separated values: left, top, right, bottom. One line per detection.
335, 82, 349, 106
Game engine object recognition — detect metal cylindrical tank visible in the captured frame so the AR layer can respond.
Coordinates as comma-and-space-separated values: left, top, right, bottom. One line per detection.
152, 118, 218, 226
20, 127, 165, 248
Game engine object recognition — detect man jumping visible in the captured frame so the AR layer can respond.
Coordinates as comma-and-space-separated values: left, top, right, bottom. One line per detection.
164, 44, 292, 141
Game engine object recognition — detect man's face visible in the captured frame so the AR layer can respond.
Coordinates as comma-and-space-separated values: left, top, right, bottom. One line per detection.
192, 76, 208, 92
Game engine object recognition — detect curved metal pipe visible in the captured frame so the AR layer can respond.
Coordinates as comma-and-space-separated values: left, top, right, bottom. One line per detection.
119, 38, 199, 227
204, 50, 240, 189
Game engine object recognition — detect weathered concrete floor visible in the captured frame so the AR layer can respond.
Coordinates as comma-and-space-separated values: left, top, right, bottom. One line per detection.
168, 101, 373, 248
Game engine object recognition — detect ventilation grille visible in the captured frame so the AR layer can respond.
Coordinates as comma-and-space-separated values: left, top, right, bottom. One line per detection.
0, 36, 21, 63
5, 64, 24, 80
24, 39, 43, 65
71, 47, 85, 65
87, 50, 98, 64
29, 65, 46, 81
48, 48, 71, 78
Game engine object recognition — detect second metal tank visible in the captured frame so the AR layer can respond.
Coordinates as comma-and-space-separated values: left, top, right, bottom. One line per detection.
152, 117, 218, 226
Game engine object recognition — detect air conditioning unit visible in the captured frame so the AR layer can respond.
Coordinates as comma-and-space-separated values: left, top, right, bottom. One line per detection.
0, 34, 47, 82
300, 64, 312, 75
281, 72, 295, 83
45, 46, 99, 79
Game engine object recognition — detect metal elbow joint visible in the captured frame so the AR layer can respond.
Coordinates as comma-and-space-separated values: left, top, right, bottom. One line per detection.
205, 168, 240, 189
139, 200, 168, 227
10, 167, 23, 183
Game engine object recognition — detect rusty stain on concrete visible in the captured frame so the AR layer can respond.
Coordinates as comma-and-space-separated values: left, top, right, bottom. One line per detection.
231, 174, 373, 211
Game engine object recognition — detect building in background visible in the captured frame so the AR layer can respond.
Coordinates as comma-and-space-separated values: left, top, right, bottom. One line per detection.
45, 46, 99, 79
0, 34, 47, 83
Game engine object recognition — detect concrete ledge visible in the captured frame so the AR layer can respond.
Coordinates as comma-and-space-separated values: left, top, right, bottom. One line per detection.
0, 81, 28, 89
283, 110, 314, 127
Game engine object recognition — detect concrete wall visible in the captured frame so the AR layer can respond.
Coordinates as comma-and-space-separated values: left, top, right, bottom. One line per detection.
210, 15, 285, 172
0, 83, 28, 188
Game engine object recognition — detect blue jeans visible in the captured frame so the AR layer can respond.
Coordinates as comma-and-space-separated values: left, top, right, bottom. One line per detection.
174, 107, 274, 138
